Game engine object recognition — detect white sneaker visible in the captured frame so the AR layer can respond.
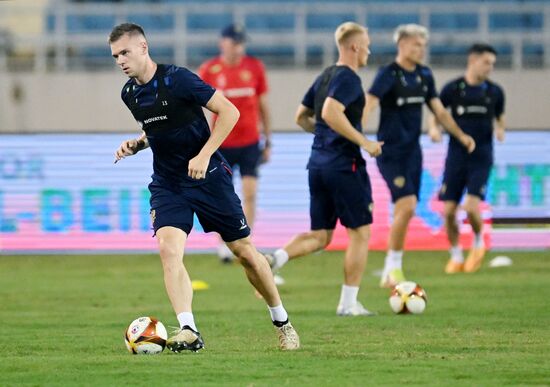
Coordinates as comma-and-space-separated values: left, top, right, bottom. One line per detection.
336, 302, 377, 316
273, 274, 286, 285
276, 322, 300, 350
264, 253, 285, 286
217, 243, 234, 264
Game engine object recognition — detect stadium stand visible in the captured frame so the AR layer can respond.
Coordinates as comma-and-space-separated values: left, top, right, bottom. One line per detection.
24, 1, 545, 70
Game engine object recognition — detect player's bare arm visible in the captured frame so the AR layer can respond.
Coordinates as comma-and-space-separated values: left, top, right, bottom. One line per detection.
322, 97, 383, 157
429, 97, 476, 153
427, 114, 443, 143
114, 131, 149, 163
362, 93, 380, 129
259, 93, 272, 162
495, 114, 506, 142
295, 104, 315, 133
188, 90, 240, 179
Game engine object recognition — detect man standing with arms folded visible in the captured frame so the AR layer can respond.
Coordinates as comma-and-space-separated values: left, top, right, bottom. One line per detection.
363, 24, 476, 287
428, 43, 505, 274
199, 24, 272, 265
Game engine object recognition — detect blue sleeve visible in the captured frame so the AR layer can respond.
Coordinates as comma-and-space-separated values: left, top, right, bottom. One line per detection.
327, 70, 362, 107
301, 82, 316, 109
494, 85, 505, 118
439, 82, 453, 107
423, 68, 438, 102
169, 66, 216, 106
368, 67, 394, 99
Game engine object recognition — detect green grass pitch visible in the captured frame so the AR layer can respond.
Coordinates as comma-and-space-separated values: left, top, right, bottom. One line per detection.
1, 251, 549, 386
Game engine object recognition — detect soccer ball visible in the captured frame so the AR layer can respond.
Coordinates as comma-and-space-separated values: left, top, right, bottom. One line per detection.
389, 281, 427, 314
124, 316, 167, 354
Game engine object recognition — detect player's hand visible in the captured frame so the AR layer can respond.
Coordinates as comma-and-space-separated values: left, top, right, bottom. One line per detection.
460, 134, 476, 153
114, 139, 139, 163
261, 146, 271, 164
362, 140, 384, 158
495, 128, 505, 143
428, 127, 442, 143
188, 154, 210, 179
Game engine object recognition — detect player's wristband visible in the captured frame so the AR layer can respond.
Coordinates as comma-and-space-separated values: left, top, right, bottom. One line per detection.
264, 139, 272, 148
135, 138, 146, 153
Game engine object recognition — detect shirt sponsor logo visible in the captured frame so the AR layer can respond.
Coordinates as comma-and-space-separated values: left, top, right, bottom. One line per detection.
396, 96, 425, 106
143, 115, 168, 124
224, 87, 255, 98
456, 105, 488, 115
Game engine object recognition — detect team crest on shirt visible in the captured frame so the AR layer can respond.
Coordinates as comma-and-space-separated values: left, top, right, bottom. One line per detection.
150, 209, 156, 226
440, 183, 447, 194
368, 203, 374, 213
239, 70, 252, 82
210, 64, 222, 74
393, 176, 406, 188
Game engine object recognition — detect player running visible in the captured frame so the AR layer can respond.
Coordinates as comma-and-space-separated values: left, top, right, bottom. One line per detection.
267, 22, 383, 316
428, 43, 505, 273
363, 24, 476, 287
109, 23, 299, 351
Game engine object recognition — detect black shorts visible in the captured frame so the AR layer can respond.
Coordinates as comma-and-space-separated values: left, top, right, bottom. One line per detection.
439, 156, 492, 202
148, 160, 250, 242
309, 167, 373, 230
376, 148, 422, 203
219, 142, 262, 178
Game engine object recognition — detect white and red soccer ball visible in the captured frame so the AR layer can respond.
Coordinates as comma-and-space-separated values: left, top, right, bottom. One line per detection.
124, 316, 167, 354
389, 281, 428, 314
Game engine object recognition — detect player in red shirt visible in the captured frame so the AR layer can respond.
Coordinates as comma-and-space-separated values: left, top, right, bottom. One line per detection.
199, 24, 272, 264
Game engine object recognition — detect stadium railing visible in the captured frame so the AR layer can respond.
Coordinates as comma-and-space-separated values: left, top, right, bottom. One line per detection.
0, 1, 549, 71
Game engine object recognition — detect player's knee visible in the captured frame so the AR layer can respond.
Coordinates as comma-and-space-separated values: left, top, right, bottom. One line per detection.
313, 231, 332, 249
400, 205, 416, 220
444, 208, 457, 223
228, 239, 255, 263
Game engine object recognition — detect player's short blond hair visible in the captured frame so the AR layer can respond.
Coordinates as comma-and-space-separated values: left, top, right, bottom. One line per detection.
393, 24, 429, 44
334, 22, 367, 46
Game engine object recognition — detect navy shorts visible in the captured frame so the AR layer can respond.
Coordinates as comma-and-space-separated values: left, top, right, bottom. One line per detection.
309, 167, 373, 230
148, 161, 250, 242
219, 142, 262, 177
376, 148, 422, 203
439, 156, 492, 202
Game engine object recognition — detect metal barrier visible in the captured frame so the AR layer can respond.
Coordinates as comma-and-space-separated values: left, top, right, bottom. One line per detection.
0, 1, 549, 71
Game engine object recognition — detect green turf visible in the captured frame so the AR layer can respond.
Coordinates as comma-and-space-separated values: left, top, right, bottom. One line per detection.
1, 251, 549, 386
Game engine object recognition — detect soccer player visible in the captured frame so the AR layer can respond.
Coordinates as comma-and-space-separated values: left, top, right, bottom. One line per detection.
198, 24, 272, 264
363, 24, 476, 287
428, 43, 505, 273
109, 23, 299, 351
267, 22, 383, 316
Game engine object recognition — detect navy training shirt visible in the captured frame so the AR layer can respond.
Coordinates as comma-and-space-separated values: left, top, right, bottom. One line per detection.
302, 65, 366, 171
440, 77, 505, 159
121, 64, 219, 187
368, 62, 437, 156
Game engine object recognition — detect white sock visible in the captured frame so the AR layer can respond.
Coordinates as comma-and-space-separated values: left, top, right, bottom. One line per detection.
473, 233, 484, 248
384, 250, 403, 272
339, 285, 359, 309
272, 249, 289, 271
450, 245, 464, 263
177, 312, 197, 331
268, 304, 288, 323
